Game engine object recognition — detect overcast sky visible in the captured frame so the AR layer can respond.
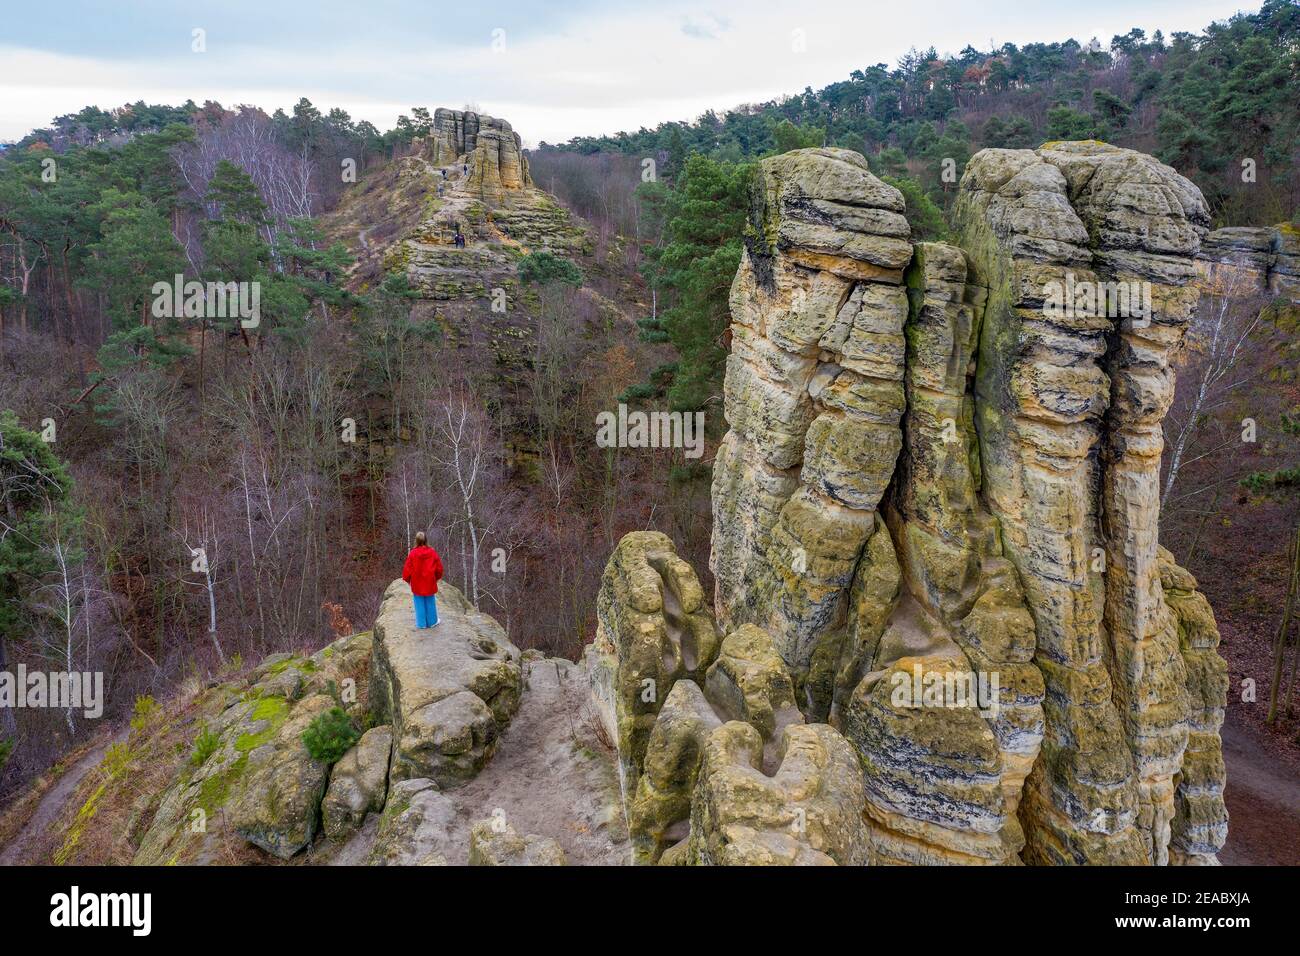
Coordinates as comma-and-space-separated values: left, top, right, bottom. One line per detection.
0, 0, 1257, 146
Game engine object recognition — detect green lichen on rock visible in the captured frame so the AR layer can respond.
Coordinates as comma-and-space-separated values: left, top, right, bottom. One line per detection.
598, 140, 1229, 867
592, 531, 720, 790
130, 631, 375, 864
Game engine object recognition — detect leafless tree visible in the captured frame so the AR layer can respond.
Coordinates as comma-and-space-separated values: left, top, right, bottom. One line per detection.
174, 507, 226, 665
173, 107, 318, 251
0, 224, 44, 335
429, 390, 494, 608
30, 508, 101, 736
1161, 273, 1274, 519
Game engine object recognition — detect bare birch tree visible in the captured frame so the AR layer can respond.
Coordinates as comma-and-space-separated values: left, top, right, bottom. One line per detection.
431, 390, 492, 608
174, 508, 226, 665
1161, 273, 1275, 525
31, 510, 94, 735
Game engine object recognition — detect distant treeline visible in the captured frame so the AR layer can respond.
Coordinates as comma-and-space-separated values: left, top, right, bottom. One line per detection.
540, 0, 1300, 226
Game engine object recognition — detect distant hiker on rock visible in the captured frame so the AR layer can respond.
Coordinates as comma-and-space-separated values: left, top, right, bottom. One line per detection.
402, 531, 444, 629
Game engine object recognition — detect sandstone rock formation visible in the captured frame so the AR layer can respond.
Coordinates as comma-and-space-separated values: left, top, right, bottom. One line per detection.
953, 141, 1222, 865
371, 580, 522, 787
590, 529, 870, 864
24, 571, 627, 866
597, 142, 1229, 866
1159, 548, 1231, 864
322, 725, 393, 839
1196, 223, 1300, 308
468, 817, 566, 866
420, 108, 532, 204
323, 108, 588, 305
683, 720, 868, 865
589, 531, 721, 790
132, 581, 529, 864
133, 631, 374, 864
368, 778, 454, 866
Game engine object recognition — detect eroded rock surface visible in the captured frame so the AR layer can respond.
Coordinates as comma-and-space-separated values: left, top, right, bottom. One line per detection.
371, 580, 522, 787
593, 578, 870, 865
420, 108, 532, 203
952, 141, 1222, 864
322, 725, 393, 839
367, 778, 454, 866
711, 148, 910, 707
1196, 223, 1300, 308
600, 141, 1229, 866
468, 817, 566, 866
684, 720, 868, 866
590, 531, 721, 790
133, 632, 373, 864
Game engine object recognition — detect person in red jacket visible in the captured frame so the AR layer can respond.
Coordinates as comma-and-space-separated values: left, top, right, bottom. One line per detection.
402, 532, 444, 629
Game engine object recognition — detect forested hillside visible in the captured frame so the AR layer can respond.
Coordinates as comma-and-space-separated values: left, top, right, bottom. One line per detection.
545, 0, 1300, 226
0, 99, 698, 799
1, 0, 1298, 818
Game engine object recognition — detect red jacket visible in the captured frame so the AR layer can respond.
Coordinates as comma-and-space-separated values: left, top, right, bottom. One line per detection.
402, 545, 444, 597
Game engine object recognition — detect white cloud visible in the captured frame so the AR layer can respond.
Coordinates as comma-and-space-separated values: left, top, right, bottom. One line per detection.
0, 0, 1256, 144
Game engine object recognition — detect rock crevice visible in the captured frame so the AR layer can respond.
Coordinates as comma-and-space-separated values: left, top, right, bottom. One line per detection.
598, 141, 1228, 866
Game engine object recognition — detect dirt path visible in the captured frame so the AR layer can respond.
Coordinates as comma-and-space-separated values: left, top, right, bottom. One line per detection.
330, 656, 629, 866
1218, 721, 1300, 865
0, 733, 120, 866
441, 657, 629, 864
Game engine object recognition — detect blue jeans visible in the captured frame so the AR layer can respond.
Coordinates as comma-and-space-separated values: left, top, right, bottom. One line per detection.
413, 594, 439, 629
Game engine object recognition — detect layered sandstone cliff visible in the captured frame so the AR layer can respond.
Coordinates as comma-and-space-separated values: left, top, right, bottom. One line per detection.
323, 108, 587, 303
1196, 223, 1300, 305
419, 108, 533, 205
595, 142, 1229, 865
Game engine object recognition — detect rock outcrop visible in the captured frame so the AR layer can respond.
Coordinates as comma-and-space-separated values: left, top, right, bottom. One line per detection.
133, 631, 374, 864
590, 529, 870, 865
371, 580, 522, 787
468, 818, 566, 866
598, 141, 1229, 866
27, 567, 626, 866
323, 108, 589, 305
590, 531, 721, 791
421, 108, 532, 204
1159, 549, 1231, 864
953, 141, 1223, 865
1196, 223, 1300, 308
368, 778, 454, 866
683, 720, 868, 865
322, 725, 393, 839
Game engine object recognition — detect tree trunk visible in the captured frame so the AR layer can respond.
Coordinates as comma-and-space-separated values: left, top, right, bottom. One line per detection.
1266, 522, 1300, 725
0, 636, 16, 742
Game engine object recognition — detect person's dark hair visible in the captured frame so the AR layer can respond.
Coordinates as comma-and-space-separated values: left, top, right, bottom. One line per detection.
415, 531, 427, 547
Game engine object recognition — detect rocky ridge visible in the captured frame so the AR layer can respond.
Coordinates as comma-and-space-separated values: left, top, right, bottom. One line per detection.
323, 107, 588, 303
5, 138, 1233, 869
1195, 222, 1300, 307
22, 580, 626, 866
